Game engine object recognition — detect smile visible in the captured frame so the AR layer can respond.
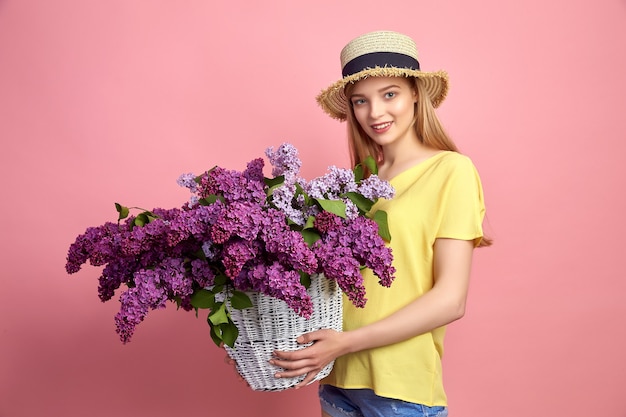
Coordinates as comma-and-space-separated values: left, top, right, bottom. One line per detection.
371, 122, 392, 131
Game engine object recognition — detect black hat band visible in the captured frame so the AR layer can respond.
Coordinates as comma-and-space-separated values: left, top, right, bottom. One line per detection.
342, 52, 420, 78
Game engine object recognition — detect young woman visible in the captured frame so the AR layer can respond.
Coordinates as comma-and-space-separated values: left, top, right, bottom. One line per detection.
270, 30, 490, 417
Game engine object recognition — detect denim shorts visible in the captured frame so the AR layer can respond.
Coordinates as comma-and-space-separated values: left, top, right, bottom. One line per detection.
319, 384, 448, 417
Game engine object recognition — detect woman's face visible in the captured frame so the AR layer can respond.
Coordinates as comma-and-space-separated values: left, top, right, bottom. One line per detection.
349, 76, 418, 148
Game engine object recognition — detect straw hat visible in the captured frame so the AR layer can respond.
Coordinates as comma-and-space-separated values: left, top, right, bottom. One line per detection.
316, 30, 449, 120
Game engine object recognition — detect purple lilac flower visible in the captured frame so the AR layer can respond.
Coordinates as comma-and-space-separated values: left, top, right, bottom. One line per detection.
190, 258, 215, 287
98, 258, 138, 301
357, 174, 395, 200
305, 166, 357, 200
210, 201, 264, 244
189, 195, 199, 206
66, 222, 126, 273
312, 243, 366, 307
115, 268, 168, 343
161, 258, 194, 297
243, 158, 265, 183
201, 240, 216, 260
245, 262, 313, 318
122, 218, 172, 256
313, 210, 344, 234
222, 239, 260, 279
312, 211, 395, 304
177, 173, 198, 192
184, 204, 222, 241
66, 143, 397, 345
115, 258, 195, 343
115, 288, 150, 343
198, 166, 266, 204
265, 143, 302, 181
346, 216, 395, 287
65, 226, 102, 271
345, 200, 359, 220
231, 268, 252, 291
270, 182, 307, 226
259, 209, 317, 274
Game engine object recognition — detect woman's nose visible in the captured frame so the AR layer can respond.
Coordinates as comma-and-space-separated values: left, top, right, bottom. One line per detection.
368, 99, 384, 119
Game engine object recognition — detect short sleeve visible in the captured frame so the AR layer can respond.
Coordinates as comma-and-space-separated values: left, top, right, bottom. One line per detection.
435, 155, 485, 246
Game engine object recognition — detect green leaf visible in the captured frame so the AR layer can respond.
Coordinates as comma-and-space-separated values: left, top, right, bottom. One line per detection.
372, 210, 391, 241
230, 291, 253, 310
353, 156, 378, 181
294, 182, 311, 205
199, 195, 221, 206
213, 274, 228, 286
207, 317, 239, 347
219, 321, 239, 348
115, 203, 130, 221
345, 192, 374, 213
190, 289, 215, 309
135, 212, 155, 227
303, 215, 316, 229
363, 155, 378, 175
353, 164, 364, 183
209, 324, 222, 347
300, 229, 321, 246
208, 302, 229, 326
299, 272, 311, 288
264, 175, 285, 188
315, 199, 347, 218
287, 219, 303, 230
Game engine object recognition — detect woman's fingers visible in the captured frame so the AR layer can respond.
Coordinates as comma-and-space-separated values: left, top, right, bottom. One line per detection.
294, 371, 320, 389
223, 354, 249, 386
270, 353, 326, 389
271, 357, 314, 374
272, 361, 322, 389
269, 329, 345, 389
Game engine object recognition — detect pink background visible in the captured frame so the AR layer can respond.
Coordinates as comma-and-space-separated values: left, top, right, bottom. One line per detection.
1, 1, 625, 416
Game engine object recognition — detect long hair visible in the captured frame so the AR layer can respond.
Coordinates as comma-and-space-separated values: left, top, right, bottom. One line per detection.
344, 76, 492, 247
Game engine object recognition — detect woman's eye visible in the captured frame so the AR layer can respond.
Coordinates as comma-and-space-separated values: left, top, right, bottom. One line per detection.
385, 92, 396, 99
352, 98, 366, 106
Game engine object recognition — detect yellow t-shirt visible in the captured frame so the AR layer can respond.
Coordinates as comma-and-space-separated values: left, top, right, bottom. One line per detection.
322, 151, 486, 406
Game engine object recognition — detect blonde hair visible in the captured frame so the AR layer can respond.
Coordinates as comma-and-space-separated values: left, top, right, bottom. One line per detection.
345, 76, 492, 247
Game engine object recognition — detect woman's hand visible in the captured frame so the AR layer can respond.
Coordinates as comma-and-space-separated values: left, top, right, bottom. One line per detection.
269, 329, 349, 389
221, 344, 249, 387
270, 238, 474, 389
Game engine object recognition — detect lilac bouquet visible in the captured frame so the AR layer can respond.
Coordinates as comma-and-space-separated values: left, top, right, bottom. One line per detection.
65, 143, 395, 347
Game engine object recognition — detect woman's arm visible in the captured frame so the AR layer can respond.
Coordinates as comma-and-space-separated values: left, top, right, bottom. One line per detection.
269, 238, 475, 388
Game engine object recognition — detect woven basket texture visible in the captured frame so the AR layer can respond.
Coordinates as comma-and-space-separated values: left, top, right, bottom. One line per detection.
224, 274, 343, 391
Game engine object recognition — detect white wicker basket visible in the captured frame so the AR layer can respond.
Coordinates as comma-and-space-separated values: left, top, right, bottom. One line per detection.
224, 274, 343, 391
